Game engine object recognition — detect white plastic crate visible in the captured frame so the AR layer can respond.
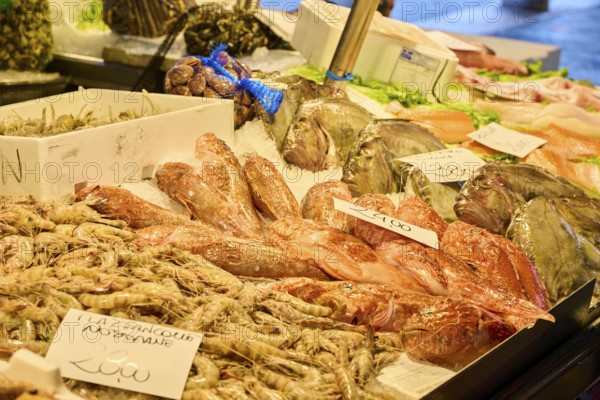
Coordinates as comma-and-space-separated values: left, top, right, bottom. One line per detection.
0, 88, 233, 199
291, 0, 459, 102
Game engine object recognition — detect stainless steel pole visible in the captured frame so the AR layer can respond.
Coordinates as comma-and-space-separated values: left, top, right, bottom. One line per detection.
324, 0, 380, 89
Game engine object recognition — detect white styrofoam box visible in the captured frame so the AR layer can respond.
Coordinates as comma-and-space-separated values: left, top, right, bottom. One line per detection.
0, 88, 233, 199
291, 0, 459, 102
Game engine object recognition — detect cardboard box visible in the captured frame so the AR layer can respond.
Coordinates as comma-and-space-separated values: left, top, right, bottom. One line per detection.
291, 0, 459, 102
0, 89, 233, 199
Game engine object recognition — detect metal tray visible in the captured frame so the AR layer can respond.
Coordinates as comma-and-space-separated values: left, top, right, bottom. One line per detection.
424, 279, 596, 400
0, 75, 70, 107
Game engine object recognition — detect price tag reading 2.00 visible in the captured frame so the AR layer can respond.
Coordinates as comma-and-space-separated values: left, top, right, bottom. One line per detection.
45, 309, 202, 399
333, 198, 439, 249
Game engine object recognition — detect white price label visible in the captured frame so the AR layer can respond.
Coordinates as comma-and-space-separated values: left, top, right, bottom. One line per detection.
333, 198, 439, 249
45, 309, 202, 399
377, 354, 456, 398
467, 123, 546, 158
397, 148, 486, 183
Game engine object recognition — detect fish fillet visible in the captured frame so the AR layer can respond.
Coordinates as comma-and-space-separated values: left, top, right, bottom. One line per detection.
387, 103, 475, 143
524, 149, 600, 191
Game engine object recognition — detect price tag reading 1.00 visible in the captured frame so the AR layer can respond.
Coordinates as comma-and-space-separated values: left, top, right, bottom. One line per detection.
333, 198, 439, 249
45, 309, 202, 400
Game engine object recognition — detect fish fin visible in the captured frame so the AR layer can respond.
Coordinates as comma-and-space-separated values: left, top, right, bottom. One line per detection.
175, 196, 195, 218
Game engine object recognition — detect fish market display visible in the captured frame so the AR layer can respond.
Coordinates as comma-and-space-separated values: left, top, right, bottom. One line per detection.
342, 119, 445, 196
455, 163, 585, 234
70, 129, 558, 338
282, 99, 373, 172
0, 196, 405, 399
300, 181, 356, 233
507, 196, 600, 303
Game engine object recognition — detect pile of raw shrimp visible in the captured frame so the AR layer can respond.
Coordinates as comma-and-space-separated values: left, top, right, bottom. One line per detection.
0, 196, 405, 400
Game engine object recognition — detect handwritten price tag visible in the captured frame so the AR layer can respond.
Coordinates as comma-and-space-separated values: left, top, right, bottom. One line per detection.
45, 309, 202, 399
333, 198, 439, 249
397, 148, 486, 183
467, 122, 547, 158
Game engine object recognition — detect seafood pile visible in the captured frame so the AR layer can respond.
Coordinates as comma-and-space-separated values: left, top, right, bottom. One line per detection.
184, 4, 289, 58
0, 196, 405, 399
69, 132, 560, 368
276, 67, 599, 193
102, 0, 194, 38
0, 0, 53, 71
455, 163, 600, 304
164, 51, 255, 129
0, 103, 160, 138
461, 101, 600, 192
455, 65, 600, 110
255, 77, 374, 174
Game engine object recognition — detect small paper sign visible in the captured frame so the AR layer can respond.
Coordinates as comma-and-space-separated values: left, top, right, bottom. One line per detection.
333, 198, 439, 249
377, 354, 456, 398
397, 148, 486, 183
467, 123, 547, 158
45, 309, 202, 399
